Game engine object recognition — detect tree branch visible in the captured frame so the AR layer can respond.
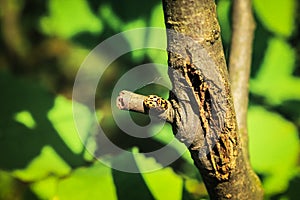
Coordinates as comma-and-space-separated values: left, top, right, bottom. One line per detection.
229, 0, 255, 157
116, 90, 175, 123
117, 0, 264, 198
228, 0, 264, 197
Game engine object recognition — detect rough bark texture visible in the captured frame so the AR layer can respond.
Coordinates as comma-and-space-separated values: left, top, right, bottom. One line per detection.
161, 0, 263, 199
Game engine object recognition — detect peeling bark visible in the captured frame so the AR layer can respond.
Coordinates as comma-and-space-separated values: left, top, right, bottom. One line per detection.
161, 0, 263, 199
117, 0, 264, 199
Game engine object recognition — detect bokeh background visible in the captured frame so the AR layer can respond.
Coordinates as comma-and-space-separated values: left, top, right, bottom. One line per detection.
0, 0, 299, 199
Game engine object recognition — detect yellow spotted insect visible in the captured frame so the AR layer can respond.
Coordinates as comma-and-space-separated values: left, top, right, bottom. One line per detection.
143, 95, 168, 111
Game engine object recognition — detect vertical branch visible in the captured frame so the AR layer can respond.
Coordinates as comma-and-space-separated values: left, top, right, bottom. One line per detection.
229, 0, 264, 197
161, 0, 264, 199
117, 0, 264, 198
229, 0, 255, 156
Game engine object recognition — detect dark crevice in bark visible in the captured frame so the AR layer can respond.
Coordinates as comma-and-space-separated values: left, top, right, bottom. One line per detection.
117, 0, 264, 199
161, 0, 264, 199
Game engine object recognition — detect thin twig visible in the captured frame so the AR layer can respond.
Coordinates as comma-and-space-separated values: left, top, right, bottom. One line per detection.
116, 90, 175, 123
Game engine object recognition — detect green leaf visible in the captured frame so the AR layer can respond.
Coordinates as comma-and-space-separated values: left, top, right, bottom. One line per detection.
30, 176, 59, 200
29, 159, 116, 200
40, 0, 103, 38
141, 168, 183, 200
47, 95, 93, 155
14, 110, 36, 129
55, 162, 117, 200
149, 4, 165, 28
134, 149, 183, 200
250, 37, 300, 104
253, 0, 296, 37
122, 19, 147, 62
13, 146, 71, 182
147, 4, 168, 66
217, 0, 231, 44
248, 106, 299, 194
111, 150, 155, 200
151, 125, 193, 164
99, 4, 123, 31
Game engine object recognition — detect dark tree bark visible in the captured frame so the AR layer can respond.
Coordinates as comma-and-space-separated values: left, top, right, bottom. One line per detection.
160, 0, 263, 199
117, 0, 264, 199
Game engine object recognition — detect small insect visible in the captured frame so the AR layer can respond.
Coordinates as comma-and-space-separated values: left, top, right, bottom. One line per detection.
143, 95, 168, 111
205, 29, 220, 45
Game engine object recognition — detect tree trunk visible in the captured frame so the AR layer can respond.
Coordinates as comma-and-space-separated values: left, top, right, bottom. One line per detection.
161, 0, 264, 199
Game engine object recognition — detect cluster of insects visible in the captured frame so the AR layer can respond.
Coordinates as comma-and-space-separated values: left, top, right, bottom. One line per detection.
143, 95, 168, 111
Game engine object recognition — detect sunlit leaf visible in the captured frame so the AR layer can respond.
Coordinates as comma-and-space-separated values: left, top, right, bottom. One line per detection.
99, 4, 123, 31
217, 0, 231, 44
30, 176, 58, 200
150, 125, 202, 180
248, 106, 299, 194
149, 4, 165, 28
55, 162, 117, 200
250, 37, 300, 104
48, 96, 91, 154
141, 168, 183, 200
253, 0, 295, 37
14, 110, 36, 129
151, 125, 192, 164
40, 0, 103, 38
134, 148, 183, 200
122, 19, 147, 62
13, 146, 71, 182
147, 4, 168, 66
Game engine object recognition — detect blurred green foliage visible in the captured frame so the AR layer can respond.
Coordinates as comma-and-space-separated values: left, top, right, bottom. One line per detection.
0, 0, 299, 199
